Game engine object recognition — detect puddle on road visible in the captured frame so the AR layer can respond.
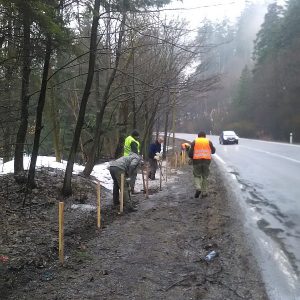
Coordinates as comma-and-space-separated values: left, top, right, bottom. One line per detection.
256, 217, 300, 291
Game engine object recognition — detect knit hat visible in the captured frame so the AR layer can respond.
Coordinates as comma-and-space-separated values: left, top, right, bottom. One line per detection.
131, 129, 140, 138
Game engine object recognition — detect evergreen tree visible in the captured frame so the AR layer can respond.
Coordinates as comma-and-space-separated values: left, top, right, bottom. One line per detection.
253, 3, 283, 64
280, 0, 300, 46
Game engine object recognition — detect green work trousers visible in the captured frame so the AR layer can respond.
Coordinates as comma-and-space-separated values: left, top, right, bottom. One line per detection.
192, 159, 211, 192
109, 166, 132, 208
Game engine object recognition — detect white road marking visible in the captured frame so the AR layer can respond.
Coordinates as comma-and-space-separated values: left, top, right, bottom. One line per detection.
242, 138, 300, 148
214, 154, 226, 165
240, 145, 300, 164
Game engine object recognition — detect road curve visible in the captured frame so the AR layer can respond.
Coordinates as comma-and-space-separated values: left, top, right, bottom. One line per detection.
174, 133, 300, 300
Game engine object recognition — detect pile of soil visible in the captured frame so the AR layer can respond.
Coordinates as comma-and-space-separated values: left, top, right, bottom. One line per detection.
0, 162, 268, 299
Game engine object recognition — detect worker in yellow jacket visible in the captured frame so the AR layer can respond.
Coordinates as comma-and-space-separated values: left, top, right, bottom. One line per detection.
123, 130, 140, 193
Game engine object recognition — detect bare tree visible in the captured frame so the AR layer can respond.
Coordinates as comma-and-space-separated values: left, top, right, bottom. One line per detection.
62, 0, 101, 196
14, 2, 32, 179
27, 36, 52, 188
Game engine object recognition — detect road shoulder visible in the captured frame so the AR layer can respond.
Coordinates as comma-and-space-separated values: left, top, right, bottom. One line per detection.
7, 162, 268, 299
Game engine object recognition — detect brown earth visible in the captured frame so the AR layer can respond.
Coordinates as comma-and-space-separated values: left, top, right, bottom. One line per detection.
0, 160, 268, 300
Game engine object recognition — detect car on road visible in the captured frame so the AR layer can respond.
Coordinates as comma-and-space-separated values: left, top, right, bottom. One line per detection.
219, 131, 239, 144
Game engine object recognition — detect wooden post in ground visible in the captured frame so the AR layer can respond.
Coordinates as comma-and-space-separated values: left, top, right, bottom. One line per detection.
165, 156, 168, 182
58, 202, 64, 264
146, 165, 149, 199
141, 165, 146, 194
175, 152, 178, 169
159, 160, 162, 191
96, 182, 101, 229
120, 173, 124, 213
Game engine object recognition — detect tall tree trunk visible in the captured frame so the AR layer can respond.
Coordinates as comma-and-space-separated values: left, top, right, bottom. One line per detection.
141, 96, 160, 158
48, 84, 62, 162
69, 89, 86, 162
155, 116, 160, 140
62, 0, 101, 196
141, 97, 149, 157
163, 87, 171, 158
132, 48, 137, 129
163, 111, 169, 159
82, 12, 126, 177
14, 4, 31, 177
3, 14, 14, 163
171, 92, 176, 154
27, 36, 52, 188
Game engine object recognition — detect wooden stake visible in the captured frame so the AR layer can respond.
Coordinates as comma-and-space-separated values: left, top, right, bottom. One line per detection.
141, 165, 146, 194
159, 161, 162, 191
175, 153, 178, 169
146, 165, 149, 199
165, 156, 168, 182
96, 182, 101, 228
120, 173, 124, 213
58, 202, 64, 264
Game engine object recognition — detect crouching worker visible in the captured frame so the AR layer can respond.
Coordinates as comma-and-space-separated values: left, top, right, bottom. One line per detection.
181, 142, 191, 152
188, 131, 216, 198
109, 152, 142, 212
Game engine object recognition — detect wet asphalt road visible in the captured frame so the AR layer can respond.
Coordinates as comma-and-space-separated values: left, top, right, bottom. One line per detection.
175, 133, 300, 300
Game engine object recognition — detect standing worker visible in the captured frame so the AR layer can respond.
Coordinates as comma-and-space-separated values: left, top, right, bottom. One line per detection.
109, 152, 142, 212
123, 130, 140, 193
148, 136, 163, 180
188, 131, 216, 198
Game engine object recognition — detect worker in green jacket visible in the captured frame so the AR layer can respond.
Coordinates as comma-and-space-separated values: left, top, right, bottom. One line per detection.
123, 130, 140, 193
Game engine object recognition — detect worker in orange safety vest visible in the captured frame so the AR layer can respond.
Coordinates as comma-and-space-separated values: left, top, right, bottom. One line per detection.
188, 131, 216, 198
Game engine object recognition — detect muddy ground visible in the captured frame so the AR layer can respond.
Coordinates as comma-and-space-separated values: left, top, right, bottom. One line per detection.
0, 160, 268, 300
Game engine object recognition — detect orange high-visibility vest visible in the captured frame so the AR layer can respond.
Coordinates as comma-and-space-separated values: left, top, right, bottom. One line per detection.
193, 137, 211, 160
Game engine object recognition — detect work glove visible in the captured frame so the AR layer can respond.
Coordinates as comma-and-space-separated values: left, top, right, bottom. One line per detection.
125, 178, 131, 191
154, 152, 162, 161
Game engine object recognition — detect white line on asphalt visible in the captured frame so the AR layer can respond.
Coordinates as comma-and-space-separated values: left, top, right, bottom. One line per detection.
242, 138, 300, 148
214, 154, 226, 165
240, 145, 300, 164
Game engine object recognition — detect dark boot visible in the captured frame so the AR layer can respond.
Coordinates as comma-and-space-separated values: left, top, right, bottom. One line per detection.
201, 192, 208, 198
194, 190, 201, 198
126, 206, 138, 212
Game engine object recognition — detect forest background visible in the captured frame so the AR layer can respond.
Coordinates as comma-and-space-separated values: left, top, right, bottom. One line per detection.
0, 0, 299, 195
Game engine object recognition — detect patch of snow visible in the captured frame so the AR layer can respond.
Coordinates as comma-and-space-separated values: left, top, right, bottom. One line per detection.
0, 156, 114, 191
0, 155, 177, 194
71, 204, 96, 211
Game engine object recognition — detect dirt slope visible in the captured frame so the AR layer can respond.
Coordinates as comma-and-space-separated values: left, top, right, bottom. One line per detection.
2, 162, 268, 300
